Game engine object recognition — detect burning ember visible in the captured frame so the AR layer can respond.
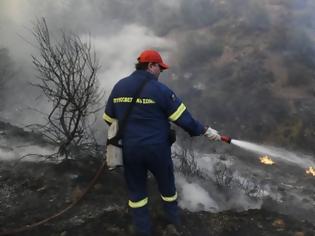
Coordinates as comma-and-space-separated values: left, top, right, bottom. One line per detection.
306, 167, 315, 176
259, 155, 275, 165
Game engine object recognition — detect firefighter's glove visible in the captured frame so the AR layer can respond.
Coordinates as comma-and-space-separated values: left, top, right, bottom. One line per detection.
204, 127, 221, 141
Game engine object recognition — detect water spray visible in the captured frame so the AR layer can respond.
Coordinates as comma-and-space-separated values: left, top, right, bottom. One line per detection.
219, 135, 315, 176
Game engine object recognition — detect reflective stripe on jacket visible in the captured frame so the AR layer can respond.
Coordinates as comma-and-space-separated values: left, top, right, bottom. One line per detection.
104, 70, 204, 146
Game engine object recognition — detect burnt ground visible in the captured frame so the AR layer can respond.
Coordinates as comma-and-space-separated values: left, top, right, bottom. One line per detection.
1, 159, 315, 236
0, 120, 315, 236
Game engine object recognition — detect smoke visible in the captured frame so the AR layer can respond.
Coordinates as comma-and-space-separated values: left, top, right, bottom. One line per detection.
174, 152, 264, 212
173, 144, 315, 223
1, 0, 315, 222
0, 125, 58, 162
0, 140, 58, 162
1, 0, 315, 134
232, 140, 315, 168
0, 0, 178, 126
89, 24, 174, 91
176, 173, 219, 212
0, 146, 17, 161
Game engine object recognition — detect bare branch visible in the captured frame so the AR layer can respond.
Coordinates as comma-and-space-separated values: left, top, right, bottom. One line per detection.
31, 18, 103, 161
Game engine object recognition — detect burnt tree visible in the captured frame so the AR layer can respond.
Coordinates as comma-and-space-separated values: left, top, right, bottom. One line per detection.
32, 18, 102, 160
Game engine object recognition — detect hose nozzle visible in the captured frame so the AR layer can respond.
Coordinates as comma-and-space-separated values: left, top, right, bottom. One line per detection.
221, 135, 231, 144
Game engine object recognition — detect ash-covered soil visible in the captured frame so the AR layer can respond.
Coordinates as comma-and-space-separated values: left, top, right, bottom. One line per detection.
1, 159, 315, 236
0, 120, 315, 236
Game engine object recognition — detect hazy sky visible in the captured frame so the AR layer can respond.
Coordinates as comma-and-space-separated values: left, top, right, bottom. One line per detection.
0, 0, 180, 124
1, 0, 315, 129
1, 0, 224, 124
0, 0, 177, 89
1, 0, 314, 88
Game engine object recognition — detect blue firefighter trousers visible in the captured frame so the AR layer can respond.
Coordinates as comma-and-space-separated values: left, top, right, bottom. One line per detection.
123, 143, 179, 236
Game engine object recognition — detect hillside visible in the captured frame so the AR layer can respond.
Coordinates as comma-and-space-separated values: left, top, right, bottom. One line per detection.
1, 0, 315, 235
166, 0, 315, 153
1, 160, 315, 236
1, 120, 315, 236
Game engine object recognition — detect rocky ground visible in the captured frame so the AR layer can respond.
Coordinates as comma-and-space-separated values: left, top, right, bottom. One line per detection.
1, 159, 315, 236
0, 120, 315, 236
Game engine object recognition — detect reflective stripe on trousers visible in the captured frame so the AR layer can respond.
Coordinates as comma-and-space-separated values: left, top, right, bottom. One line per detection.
129, 197, 148, 208
161, 192, 177, 202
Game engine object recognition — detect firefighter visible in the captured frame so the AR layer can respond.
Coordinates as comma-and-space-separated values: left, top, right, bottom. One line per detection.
103, 49, 220, 236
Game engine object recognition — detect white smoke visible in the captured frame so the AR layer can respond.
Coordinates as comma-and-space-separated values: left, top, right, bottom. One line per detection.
0, 143, 58, 162
0, 130, 59, 162
232, 140, 315, 169
0, 146, 17, 161
173, 144, 315, 221
173, 149, 266, 212
1, 0, 315, 224
176, 173, 219, 212
90, 24, 175, 92
0, 0, 176, 126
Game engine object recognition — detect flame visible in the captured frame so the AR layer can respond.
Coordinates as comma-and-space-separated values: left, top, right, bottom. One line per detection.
259, 155, 275, 165
306, 167, 315, 176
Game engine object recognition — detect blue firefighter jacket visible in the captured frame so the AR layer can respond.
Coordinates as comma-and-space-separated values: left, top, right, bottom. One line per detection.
103, 70, 205, 146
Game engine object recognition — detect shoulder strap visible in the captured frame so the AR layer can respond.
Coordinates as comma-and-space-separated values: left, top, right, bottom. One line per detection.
115, 77, 151, 139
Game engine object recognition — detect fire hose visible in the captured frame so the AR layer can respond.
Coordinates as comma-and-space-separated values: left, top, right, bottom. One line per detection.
0, 159, 107, 236
0, 135, 232, 235
220, 135, 232, 144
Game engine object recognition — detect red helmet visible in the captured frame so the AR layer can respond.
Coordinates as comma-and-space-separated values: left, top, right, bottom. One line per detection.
137, 49, 169, 70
